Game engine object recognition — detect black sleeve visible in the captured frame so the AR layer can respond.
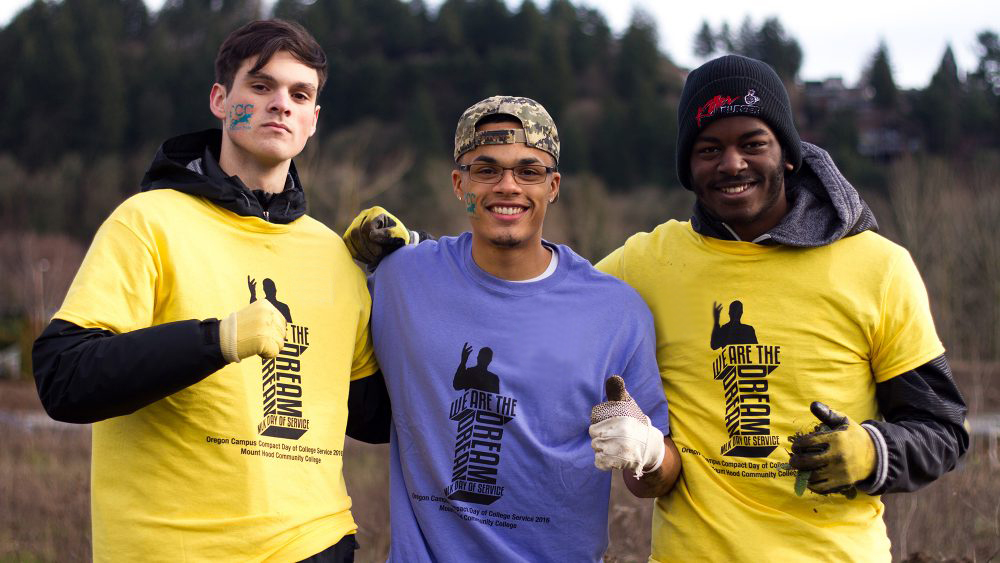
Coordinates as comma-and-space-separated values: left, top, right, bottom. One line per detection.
346, 370, 392, 444
32, 318, 228, 424
861, 354, 969, 494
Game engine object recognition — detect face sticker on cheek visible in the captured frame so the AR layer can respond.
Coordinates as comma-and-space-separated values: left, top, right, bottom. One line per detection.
229, 103, 254, 130
465, 193, 477, 214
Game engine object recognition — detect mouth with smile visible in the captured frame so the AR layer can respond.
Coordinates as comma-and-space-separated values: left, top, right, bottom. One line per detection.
487, 203, 529, 220
713, 178, 761, 197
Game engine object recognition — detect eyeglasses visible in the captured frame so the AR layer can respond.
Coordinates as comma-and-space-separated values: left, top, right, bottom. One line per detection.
458, 163, 556, 185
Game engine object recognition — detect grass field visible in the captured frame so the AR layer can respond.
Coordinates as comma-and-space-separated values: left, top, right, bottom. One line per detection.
2, 375, 998, 562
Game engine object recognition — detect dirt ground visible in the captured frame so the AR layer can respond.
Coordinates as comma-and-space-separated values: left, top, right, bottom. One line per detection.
2, 377, 997, 562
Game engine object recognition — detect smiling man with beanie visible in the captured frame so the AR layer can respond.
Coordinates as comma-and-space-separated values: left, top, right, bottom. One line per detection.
595, 54, 969, 560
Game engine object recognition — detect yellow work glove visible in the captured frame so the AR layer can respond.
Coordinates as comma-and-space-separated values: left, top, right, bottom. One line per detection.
343, 206, 412, 268
589, 376, 665, 479
219, 299, 287, 364
788, 401, 876, 494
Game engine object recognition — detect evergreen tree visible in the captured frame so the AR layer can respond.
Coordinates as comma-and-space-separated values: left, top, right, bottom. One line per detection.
605, 10, 676, 186
434, 0, 468, 53
916, 45, 963, 154
512, 0, 545, 54
717, 22, 734, 52
866, 40, 899, 111
614, 10, 659, 100
568, 5, 612, 76
693, 21, 715, 58
970, 30, 999, 96
0, 0, 805, 197
73, 0, 128, 153
693, 17, 801, 80
735, 17, 755, 57
535, 28, 575, 117
962, 31, 1000, 149
753, 18, 801, 81
0, 0, 158, 164
463, 0, 514, 57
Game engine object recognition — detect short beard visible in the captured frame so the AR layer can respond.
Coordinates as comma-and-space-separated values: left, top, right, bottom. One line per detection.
760, 162, 787, 214
698, 159, 787, 226
488, 234, 521, 248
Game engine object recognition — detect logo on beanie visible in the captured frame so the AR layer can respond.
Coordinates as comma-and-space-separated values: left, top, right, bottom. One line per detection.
696, 89, 761, 127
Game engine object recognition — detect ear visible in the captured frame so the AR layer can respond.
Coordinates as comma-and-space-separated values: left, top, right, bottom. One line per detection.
785, 160, 794, 171
548, 171, 561, 204
210, 83, 228, 121
452, 168, 463, 201
308, 104, 321, 138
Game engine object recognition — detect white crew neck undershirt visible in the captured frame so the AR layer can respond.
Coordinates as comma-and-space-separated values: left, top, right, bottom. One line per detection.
510, 247, 558, 283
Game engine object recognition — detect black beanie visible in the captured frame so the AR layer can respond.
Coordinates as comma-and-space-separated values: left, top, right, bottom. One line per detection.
676, 54, 801, 190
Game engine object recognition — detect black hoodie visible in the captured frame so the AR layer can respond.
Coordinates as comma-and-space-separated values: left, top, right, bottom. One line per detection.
691, 141, 968, 495
32, 130, 390, 442
140, 129, 307, 223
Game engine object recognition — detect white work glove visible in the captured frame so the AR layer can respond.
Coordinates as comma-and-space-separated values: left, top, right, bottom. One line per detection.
219, 299, 287, 363
589, 375, 665, 479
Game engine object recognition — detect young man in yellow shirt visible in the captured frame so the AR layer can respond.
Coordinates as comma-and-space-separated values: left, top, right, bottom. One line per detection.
595, 54, 968, 561
32, 20, 383, 562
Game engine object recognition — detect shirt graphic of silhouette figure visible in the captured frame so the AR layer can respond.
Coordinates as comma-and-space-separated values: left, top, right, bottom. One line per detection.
453, 342, 500, 394
711, 300, 757, 350
248, 276, 293, 323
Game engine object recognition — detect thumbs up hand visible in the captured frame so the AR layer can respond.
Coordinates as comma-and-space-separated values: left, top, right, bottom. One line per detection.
219, 299, 288, 364
589, 375, 665, 479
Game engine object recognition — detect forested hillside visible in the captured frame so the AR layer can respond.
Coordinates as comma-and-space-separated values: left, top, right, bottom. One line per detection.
0, 0, 998, 360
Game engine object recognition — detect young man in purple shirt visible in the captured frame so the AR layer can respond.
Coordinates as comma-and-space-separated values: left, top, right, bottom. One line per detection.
349, 96, 680, 561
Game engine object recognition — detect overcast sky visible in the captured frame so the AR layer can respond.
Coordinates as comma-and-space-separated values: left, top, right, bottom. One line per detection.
1, 0, 995, 89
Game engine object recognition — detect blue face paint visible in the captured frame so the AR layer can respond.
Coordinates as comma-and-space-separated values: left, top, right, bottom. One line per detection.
465, 193, 477, 214
228, 103, 254, 130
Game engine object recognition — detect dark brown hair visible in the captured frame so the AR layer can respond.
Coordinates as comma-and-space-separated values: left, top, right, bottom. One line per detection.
214, 19, 327, 94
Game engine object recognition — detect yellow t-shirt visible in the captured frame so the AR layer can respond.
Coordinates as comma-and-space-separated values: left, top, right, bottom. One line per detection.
55, 189, 378, 562
597, 220, 943, 562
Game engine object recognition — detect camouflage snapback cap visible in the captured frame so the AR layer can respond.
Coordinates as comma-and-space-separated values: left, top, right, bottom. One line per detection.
453, 96, 560, 164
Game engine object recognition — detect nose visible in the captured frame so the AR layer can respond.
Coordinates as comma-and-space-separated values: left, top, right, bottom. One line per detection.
718, 146, 747, 176
268, 89, 292, 116
492, 169, 522, 194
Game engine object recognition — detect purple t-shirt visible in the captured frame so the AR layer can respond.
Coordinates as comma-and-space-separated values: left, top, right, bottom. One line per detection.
370, 233, 668, 562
